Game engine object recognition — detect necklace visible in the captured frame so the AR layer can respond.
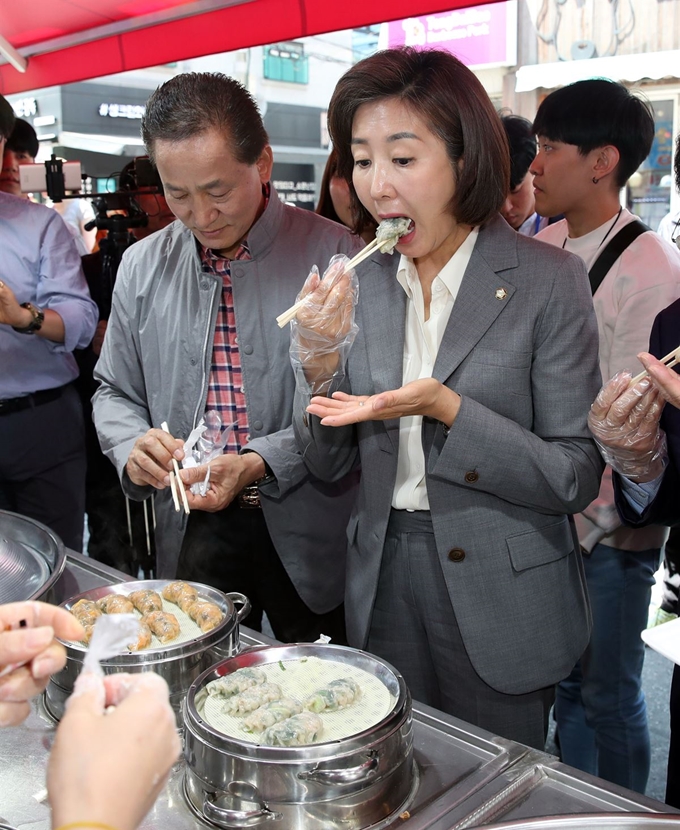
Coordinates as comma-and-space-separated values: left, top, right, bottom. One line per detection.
561, 206, 623, 250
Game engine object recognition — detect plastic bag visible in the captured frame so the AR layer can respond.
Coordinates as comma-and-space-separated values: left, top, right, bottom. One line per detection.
290, 254, 359, 397
182, 411, 235, 496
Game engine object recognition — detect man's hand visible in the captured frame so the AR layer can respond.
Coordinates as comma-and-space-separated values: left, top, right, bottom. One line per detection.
0, 280, 32, 328
307, 378, 460, 428
126, 428, 185, 489
179, 452, 266, 512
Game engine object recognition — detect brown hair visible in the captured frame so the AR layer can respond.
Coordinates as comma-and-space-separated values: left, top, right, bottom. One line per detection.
315, 148, 343, 225
328, 48, 509, 234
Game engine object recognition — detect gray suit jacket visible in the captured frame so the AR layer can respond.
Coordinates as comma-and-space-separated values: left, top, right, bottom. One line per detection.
295, 215, 604, 694
93, 188, 361, 613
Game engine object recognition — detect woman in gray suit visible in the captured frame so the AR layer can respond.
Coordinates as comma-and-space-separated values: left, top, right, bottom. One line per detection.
291, 48, 604, 749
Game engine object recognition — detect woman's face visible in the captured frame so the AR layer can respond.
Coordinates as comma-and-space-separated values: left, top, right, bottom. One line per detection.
328, 174, 353, 230
351, 98, 463, 271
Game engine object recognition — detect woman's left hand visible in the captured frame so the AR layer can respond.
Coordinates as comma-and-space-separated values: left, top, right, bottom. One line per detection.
307, 378, 460, 427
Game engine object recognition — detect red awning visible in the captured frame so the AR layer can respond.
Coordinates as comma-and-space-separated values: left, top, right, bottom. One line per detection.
0, 0, 501, 95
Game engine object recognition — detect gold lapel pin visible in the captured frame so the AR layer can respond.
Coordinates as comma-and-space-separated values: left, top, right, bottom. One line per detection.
495, 288, 508, 300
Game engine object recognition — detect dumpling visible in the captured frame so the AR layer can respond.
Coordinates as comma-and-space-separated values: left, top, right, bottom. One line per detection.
127, 621, 152, 651
129, 589, 163, 615
242, 698, 303, 733
70, 599, 102, 628
97, 594, 135, 614
223, 682, 282, 716
304, 678, 361, 713
261, 712, 323, 747
186, 600, 223, 632
206, 667, 267, 699
141, 610, 181, 644
162, 581, 198, 606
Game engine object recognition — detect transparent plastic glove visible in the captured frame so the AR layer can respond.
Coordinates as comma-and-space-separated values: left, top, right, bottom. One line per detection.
290, 254, 359, 396
182, 411, 235, 496
48, 671, 180, 830
82, 614, 140, 677
588, 370, 668, 482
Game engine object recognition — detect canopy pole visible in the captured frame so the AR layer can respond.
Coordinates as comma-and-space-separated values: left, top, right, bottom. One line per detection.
0, 33, 27, 73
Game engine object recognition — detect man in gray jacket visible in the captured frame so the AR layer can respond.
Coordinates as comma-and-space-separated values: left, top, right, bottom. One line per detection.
93, 73, 360, 642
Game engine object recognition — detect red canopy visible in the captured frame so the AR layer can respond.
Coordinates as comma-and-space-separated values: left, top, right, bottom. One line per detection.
0, 0, 501, 95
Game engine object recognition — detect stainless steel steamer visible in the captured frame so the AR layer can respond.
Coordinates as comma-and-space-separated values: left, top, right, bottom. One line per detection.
45, 579, 250, 722
183, 643, 415, 830
0, 510, 66, 604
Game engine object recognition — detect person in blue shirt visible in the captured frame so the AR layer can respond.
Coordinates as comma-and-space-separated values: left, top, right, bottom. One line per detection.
0, 93, 98, 551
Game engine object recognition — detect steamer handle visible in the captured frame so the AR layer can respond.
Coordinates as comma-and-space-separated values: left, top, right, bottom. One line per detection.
298, 752, 379, 785
226, 592, 252, 624
203, 791, 281, 827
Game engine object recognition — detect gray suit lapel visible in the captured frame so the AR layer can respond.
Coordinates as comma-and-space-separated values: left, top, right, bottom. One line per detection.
434, 217, 519, 385
359, 254, 405, 451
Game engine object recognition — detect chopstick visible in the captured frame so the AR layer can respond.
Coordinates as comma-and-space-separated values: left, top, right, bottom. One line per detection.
628, 344, 680, 387
161, 421, 190, 514
275, 236, 390, 329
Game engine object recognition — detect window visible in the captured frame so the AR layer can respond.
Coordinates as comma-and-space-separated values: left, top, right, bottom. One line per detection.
263, 42, 308, 84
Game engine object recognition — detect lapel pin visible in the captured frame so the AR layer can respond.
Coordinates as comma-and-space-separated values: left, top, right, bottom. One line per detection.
495, 288, 508, 300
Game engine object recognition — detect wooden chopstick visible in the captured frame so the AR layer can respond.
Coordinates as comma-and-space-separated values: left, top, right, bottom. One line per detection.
628, 344, 680, 387
161, 421, 190, 514
276, 236, 386, 328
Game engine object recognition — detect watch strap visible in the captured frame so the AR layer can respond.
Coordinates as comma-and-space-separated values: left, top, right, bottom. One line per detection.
12, 303, 45, 334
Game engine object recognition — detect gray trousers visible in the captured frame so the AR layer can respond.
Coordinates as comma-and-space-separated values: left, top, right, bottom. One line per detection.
367, 509, 554, 750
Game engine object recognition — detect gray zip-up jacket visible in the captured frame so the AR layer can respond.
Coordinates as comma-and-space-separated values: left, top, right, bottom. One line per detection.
93, 187, 361, 612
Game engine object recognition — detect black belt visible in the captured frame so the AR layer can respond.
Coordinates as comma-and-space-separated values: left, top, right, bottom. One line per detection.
0, 385, 66, 416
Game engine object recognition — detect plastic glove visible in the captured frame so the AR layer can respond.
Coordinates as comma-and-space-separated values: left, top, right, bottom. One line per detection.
588, 371, 667, 482
48, 671, 181, 830
290, 254, 359, 396
0, 601, 84, 727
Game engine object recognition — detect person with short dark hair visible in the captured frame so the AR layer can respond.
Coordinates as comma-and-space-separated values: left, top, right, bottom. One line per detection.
316, 147, 376, 244
500, 114, 549, 236
291, 48, 603, 749
0, 93, 98, 551
93, 73, 360, 643
532, 78, 680, 793
0, 118, 39, 198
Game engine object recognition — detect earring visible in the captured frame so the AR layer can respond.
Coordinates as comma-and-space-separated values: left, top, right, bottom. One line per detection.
592, 177, 599, 184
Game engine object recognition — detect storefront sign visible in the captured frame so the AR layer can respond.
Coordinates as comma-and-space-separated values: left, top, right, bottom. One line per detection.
381, 1, 517, 68
273, 163, 316, 210
12, 97, 38, 118
98, 103, 145, 119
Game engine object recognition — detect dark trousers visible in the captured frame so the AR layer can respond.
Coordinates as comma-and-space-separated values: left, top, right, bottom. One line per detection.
0, 384, 86, 551
176, 502, 347, 645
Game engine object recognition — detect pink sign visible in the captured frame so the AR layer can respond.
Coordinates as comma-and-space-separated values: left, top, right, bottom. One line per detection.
383, 2, 516, 69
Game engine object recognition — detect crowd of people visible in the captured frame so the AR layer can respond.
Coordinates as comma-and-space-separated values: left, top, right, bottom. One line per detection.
2, 44, 680, 829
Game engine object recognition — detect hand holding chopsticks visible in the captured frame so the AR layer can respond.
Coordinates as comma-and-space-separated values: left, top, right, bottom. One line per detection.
161, 421, 190, 514
629, 344, 680, 387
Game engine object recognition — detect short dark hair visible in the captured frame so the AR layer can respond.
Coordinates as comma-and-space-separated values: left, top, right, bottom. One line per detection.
141, 73, 269, 166
501, 115, 536, 191
532, 79, 654, 189
6, 118, 38, 159
328, 47, 509, 234
674, 134, 680, 195
0, 94, 15, 140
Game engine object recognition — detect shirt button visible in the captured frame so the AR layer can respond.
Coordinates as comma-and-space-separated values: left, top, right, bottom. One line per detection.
448, 548, 466, 562
245, 433, 250, 441
200, 280, 210, 290
253, 420, 263, 431
243, 345, 253, 355
234, 337, 238, 345
464, 471, 479, 483
190, 358, 197, 366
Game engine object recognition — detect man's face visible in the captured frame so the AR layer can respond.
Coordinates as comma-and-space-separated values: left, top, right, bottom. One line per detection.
154, 127, 273, 256
530, 137, 598, 218
0, 146, 33, 197
501, 171, 536, 230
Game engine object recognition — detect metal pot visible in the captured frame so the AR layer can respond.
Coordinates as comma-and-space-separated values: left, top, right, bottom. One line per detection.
0, 510, 65, 604
44, 579, 250, 722
183, 643, 415, 829
474, 817, 680, 829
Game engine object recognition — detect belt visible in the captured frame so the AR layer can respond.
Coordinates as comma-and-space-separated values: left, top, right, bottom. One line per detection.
0, 384, 66, 416
237, 484, 262, 509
